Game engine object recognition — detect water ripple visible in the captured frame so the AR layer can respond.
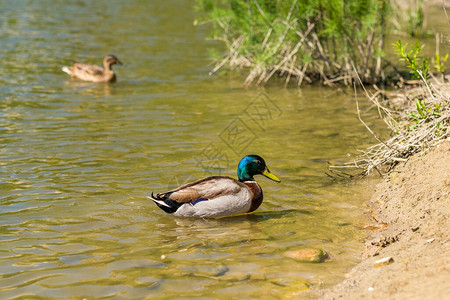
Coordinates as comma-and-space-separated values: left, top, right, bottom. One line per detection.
0, 0, 387, 298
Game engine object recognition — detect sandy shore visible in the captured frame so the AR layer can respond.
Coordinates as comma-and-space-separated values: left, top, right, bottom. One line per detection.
318, 140, 450, 299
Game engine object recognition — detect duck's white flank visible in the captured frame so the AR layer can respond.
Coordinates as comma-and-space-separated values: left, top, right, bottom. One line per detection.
172, 187, 253, 218
61, 66, 71, 75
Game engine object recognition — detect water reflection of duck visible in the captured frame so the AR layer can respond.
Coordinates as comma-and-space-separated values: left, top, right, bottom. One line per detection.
150, 155, 281, 218
62, 55, 122, 83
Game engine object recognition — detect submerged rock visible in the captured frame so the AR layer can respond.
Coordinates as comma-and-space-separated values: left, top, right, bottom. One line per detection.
283, 248, 329, 263
271, 278, 311, 290
180, 264, 229, 277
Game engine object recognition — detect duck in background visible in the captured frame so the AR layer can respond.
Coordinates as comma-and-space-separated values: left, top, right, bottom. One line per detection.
150, 155, 281, 218
62, 55, 122, 83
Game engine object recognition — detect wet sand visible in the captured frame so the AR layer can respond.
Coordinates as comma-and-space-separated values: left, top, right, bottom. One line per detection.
319, 140, 450, 299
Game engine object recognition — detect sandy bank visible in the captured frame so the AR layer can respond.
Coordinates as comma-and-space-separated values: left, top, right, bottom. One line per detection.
319, 140, 450, 299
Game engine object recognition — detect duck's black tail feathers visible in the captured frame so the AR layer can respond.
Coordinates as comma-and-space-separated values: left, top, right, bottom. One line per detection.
149, 192, 183, 214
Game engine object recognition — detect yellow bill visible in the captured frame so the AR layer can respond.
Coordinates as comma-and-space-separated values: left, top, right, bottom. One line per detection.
262, 168, 281, 183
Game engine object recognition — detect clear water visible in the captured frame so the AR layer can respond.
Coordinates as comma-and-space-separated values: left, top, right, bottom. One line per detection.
0, 1, 387, 298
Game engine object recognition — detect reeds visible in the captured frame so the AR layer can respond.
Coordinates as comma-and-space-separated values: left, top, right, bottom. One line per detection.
197, 0, 388, 86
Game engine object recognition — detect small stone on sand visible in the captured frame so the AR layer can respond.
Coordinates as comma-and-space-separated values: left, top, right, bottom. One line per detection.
374, 256, 394, 267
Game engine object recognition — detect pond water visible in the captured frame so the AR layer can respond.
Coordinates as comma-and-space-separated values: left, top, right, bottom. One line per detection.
0, 1, 388, 298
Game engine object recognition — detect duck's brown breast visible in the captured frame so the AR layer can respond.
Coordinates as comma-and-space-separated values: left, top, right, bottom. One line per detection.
105, 72, 116, 83
244, 181, 263, 212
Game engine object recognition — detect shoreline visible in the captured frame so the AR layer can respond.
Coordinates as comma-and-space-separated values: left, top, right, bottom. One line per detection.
318, 139, 450, 299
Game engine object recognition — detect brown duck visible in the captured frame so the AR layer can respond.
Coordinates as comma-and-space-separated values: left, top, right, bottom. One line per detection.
62, 55, 122, 83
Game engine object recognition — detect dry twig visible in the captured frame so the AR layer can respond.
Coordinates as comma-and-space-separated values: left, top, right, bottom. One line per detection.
328, 71, 450, 178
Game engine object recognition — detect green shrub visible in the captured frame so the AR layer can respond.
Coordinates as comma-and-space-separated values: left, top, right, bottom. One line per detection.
196, 0, 389, 86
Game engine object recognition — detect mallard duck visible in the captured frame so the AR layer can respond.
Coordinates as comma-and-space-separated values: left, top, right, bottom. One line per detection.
62, 55, 122, 83
150, 155, 281, 218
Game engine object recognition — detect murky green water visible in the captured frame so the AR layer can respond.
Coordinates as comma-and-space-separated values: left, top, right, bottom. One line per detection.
0, 1, 389, 298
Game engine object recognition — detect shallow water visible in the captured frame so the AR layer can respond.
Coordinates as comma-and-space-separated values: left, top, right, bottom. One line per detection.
0, 1, 388, 298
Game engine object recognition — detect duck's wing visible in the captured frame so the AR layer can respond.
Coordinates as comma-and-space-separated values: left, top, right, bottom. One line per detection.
72, 63, 104, 77
156, 176, 245, 203
150, 176, 248, 213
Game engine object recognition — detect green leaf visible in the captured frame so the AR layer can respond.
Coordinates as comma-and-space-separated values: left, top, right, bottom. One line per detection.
416, 99, 425, 118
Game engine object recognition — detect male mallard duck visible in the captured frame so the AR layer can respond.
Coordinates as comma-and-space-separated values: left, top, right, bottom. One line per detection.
62, 55, 122, 83
150, 155, 280, 218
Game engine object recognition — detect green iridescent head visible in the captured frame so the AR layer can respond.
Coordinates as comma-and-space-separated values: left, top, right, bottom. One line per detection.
237, 155, 281, 183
